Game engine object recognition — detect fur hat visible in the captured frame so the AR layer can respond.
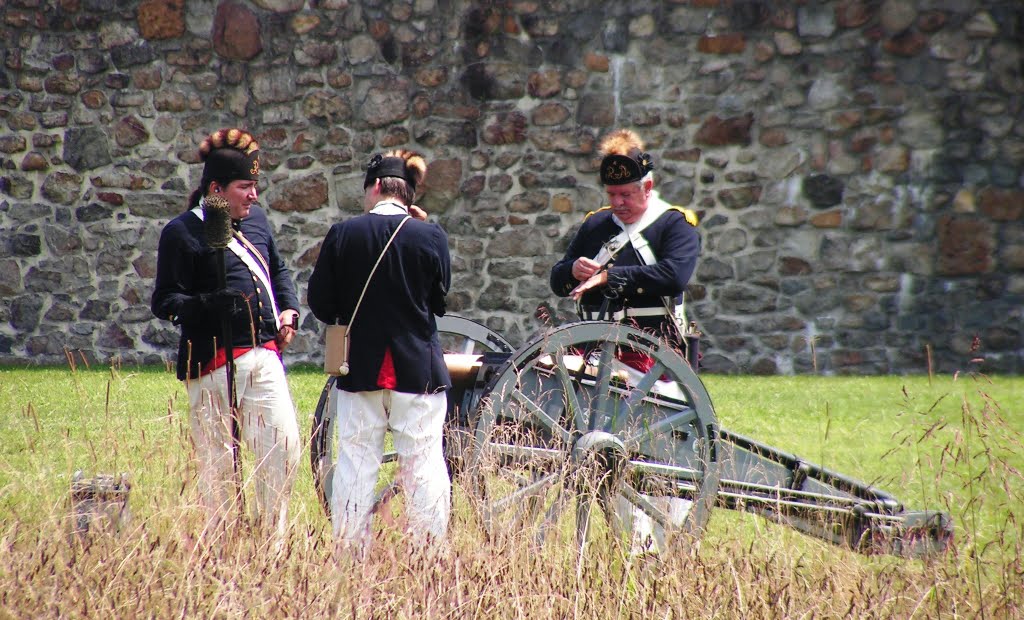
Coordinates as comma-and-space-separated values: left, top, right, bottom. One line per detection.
598, 129, 654, 186
199, 128, 260, 184
363, 149, 427, 191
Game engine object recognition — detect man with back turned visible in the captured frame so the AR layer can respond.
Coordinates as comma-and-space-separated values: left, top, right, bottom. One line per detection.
307, 149, 452, 558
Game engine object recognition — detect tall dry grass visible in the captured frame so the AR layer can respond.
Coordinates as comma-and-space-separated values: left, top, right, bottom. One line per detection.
1, 363, 1022, 618
2, 500, 1018, 618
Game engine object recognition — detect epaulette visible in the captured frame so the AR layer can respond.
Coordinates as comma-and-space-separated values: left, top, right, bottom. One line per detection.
583, 205, 613, 220
668, 206, 699, 227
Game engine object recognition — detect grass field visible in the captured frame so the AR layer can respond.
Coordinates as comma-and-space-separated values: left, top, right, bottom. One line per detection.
1, 361, 1022, 618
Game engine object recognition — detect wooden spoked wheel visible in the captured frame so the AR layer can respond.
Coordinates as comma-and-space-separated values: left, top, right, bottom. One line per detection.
309, 315, 514, 516
465, 321, 721, 558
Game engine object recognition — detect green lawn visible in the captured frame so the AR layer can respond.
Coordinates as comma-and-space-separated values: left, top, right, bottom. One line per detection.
705, 373, 1024, 557
709, 373, 1023, 498
2, 364, 1020, 545
1, 363, 1022, 617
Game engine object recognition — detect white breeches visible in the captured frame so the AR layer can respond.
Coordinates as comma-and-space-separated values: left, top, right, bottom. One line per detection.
186, 346, 301, 535
331, 389, 450, 556
612, 359, 694, 554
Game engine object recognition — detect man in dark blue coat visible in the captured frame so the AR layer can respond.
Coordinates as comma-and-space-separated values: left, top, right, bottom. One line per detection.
151, 128, 301, 539
550, 128, 701, 555
551, 129, 700, 348
308, 149, 451, 556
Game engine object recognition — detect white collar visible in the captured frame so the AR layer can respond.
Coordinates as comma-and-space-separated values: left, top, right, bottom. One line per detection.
369, 200, 409, 216
191, 198, 207, 220
611, 190, 669, 233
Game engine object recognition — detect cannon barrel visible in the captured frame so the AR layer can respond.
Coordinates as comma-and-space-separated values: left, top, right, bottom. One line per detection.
445, 353, 485, 391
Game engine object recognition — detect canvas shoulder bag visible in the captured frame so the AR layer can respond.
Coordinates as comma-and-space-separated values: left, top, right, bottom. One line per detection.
324, 215, 412, 376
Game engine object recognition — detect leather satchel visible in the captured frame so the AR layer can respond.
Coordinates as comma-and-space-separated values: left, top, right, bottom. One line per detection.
324, 215, 412, 376
323, 324, 350, 376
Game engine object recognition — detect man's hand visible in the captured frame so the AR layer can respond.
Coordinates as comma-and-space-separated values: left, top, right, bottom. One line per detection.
409, 204, 428, 221
200, 289, 245, 315
570, 270, 608, 300
275, 309, 299, 349
571, 257, 601, 282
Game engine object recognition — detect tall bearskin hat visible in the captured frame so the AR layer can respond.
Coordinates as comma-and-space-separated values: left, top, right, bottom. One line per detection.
199, 128, 260, 184
363, 149, 427, 191
598, 129, 654, 186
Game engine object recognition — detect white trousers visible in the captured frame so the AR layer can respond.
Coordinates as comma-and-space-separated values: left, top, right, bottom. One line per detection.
186, 346, 301, 536
331, 389, 450, 556
613, 361, 694, 554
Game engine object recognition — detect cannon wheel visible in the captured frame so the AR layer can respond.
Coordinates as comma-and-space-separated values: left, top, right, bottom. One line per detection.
465, 321, 720, 559
310, 315, 514, 516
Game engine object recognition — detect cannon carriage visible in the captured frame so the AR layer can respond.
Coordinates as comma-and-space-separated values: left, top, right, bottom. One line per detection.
311, 316, 953, 558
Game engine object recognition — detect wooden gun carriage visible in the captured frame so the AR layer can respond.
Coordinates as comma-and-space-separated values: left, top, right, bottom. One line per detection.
311, 316, 953, 558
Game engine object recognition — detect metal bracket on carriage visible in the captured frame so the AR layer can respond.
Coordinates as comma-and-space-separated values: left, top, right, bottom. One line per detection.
865, 509, 954, 559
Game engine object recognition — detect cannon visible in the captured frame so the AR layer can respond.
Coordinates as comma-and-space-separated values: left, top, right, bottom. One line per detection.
311, 316, 953, 558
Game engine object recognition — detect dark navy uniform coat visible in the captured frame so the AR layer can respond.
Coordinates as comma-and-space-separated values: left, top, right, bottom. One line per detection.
307, 208, 452, 395
550, 201, 700, 338
151, 205, 300, 380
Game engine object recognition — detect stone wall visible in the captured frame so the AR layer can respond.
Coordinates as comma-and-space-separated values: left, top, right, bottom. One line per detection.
1, 0, 1022, 375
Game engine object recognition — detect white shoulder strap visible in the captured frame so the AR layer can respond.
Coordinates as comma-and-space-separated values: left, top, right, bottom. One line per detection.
590, 195, 690, 330
625, 193, 676, 266
592, 197, 668, 267
227, 238, 282, 330
191, 205, 282, 330
628, 229, 658, 267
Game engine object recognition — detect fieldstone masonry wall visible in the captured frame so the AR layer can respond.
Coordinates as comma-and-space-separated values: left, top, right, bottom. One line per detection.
1, 0, 1022, 374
